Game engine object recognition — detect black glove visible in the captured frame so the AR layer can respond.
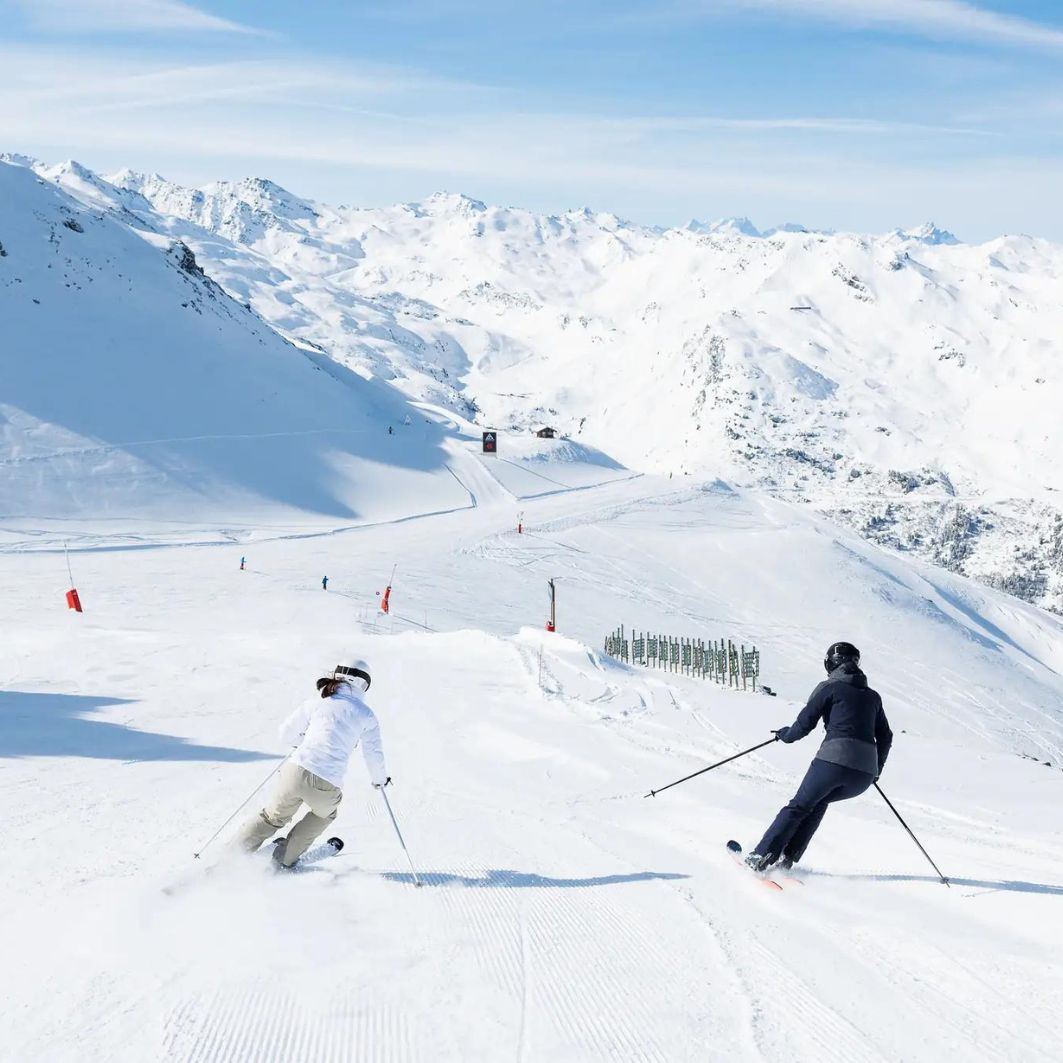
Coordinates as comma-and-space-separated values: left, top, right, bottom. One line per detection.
373, 776, 392, 789
772, 727, 791, 742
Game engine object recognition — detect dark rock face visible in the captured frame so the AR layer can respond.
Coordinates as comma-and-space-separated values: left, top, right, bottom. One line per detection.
173, 242, 205, 277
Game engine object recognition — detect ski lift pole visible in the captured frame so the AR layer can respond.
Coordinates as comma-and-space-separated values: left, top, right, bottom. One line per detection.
379, 786, 423, 887
874, 782, 951, 887
192, 752, 292, 859
644, 736, 779, 798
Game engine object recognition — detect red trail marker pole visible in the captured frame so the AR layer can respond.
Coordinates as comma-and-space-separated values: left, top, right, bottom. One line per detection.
64, 543, 83, 613
380, 563, 396, 614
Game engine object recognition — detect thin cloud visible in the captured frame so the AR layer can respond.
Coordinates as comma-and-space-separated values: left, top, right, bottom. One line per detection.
0, 49, 493, 113
604, 114, 993, 137
725, 0, 1063, 52
0, 47, 998, 169
12, 0, 262, 34
0, 44, 1057, 238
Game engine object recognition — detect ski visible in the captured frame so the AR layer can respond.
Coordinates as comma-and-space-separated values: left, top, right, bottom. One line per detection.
271, 836, 344, 871
301, 836, 345, 864
726, 839, 783, 891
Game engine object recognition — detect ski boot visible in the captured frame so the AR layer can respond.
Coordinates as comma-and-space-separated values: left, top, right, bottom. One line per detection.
270, 838, 294, 870
744, 851, 775, 873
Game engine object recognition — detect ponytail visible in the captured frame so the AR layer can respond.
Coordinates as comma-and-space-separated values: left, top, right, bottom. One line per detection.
316, 676, 350, 699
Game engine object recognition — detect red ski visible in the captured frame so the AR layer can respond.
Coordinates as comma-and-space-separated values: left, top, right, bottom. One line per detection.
726, 840, 783, 891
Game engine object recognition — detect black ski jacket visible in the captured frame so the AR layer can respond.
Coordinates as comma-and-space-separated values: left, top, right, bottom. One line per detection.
775, 664, 893, 776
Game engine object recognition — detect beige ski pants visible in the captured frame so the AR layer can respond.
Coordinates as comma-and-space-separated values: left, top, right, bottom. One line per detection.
234, 761, 342, 866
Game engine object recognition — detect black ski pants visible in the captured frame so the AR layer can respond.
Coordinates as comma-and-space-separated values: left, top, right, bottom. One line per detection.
755, 758, 874, 863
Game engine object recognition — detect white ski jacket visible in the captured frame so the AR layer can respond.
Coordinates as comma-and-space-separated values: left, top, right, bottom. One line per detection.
279, 686, 388, 789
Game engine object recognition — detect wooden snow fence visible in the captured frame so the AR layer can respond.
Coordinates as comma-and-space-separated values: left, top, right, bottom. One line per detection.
603, 625, 760, 691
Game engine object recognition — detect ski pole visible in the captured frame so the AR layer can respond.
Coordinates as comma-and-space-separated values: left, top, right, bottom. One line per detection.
192, 752, 291, 859
874, 782, 951, 887
644, 736, 779, 798
378, 786, 423, 887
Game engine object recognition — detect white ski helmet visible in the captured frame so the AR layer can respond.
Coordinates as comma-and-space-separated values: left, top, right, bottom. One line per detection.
334, 657, 371, 690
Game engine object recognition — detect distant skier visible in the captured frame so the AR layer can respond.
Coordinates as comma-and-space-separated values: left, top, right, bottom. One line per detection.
233, 657, 390, 868
240, 556, 246, 571
322, 575, 328, 591
745, 642, 892, 872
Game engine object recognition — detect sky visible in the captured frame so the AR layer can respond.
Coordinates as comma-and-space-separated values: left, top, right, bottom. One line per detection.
2, 0, 1063, 239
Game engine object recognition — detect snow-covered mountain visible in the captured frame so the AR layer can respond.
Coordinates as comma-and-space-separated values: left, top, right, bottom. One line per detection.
0, 158, 480, 533
687, 216, 762, 238
7, 156, 1063, 610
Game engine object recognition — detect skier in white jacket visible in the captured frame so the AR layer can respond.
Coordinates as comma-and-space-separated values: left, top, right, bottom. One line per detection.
234, 657, 389, 867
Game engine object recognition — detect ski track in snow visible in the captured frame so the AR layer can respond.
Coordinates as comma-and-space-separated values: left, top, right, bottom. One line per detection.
741, 939, 879, 1062
427, 865, 678, 1061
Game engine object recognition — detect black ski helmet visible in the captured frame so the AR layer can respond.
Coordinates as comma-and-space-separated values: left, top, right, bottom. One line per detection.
824, 642, 860, 673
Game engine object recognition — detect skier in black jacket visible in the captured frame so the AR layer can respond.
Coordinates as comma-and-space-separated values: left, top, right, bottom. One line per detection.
746, 642, 892, 872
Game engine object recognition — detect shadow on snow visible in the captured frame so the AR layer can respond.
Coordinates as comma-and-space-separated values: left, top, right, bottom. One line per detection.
381, 869, 690, 889
814, 870, 1063, 897
0, 690, 272, 762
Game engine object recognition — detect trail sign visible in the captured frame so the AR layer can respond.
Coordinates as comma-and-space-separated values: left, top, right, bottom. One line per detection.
482, 431, 497, 454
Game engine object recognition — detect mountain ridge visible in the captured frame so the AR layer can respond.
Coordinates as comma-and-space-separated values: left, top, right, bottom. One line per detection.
7, 154, 1062, 612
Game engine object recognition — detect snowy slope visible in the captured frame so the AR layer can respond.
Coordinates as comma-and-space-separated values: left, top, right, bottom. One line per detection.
2, 476, 1061, 1062
43, 161, 1057, 614
0, 158, 481, 535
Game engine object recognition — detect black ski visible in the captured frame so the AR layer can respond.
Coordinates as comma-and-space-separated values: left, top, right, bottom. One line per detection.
305, 836, 345, 863
272, 836, 344, 871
